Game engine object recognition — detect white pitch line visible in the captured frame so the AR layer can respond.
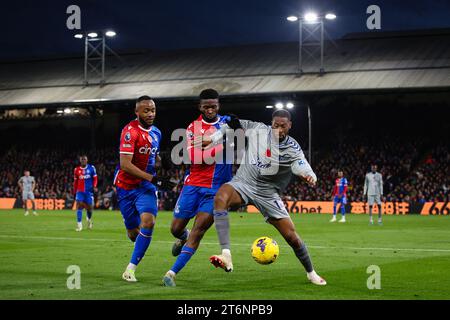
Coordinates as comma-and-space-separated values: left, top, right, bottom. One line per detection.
0, 234, 449, 253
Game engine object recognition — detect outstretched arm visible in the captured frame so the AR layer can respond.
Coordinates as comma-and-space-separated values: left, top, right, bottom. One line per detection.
291, 152, 317, 187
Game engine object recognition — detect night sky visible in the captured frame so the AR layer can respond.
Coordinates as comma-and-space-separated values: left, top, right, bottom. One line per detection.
1, 0, 450, 60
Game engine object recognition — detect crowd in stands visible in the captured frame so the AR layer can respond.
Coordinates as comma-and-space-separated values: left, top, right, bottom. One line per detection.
0, 138, 448, 210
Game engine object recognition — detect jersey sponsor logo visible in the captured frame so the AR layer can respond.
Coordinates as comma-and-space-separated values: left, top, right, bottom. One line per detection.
124, 132, 131, 142
139, 144, 158, 155
78, 174, 91, 179
251, 156, 271, 169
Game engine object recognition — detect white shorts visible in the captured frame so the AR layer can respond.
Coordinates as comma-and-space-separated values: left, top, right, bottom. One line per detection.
226, 179, 290, 221
368, 195, 382, 206
22, 191, 35, 200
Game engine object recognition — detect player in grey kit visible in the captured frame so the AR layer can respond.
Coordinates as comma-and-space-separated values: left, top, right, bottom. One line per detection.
18, 170, 38, 216
197, 109, 326, 286
364, 164, 384, 225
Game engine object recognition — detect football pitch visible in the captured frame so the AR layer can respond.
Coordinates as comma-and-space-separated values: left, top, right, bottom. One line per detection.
1, 209, 449, 300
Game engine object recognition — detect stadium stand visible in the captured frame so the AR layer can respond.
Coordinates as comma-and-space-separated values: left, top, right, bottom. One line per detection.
1, 29, 450, 106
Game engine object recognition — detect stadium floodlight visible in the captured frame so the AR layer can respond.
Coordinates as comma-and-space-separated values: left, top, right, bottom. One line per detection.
287, 16, 298, 22
73, 109, 80, 113
275, 103, 284, 109
105, 30, 116, 37
57, 110, 63, 114
304, 12, 318, 23
75, 30, 121, 86
325, 13, 337, 20
266, 105, 274, 109
63, 108, 72, 114
286, 102, 294, 109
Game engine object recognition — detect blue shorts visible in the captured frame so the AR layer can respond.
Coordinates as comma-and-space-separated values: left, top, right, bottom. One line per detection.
76, 191, 94, 206
117, 186, 158, 230
333, 196, 347, 205
173, 185, 218, 219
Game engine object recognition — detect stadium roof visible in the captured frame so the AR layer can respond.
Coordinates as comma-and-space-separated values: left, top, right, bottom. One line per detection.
1, 28, 450, 107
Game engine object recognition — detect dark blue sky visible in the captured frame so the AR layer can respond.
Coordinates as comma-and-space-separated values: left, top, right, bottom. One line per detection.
1, 0, 449, 60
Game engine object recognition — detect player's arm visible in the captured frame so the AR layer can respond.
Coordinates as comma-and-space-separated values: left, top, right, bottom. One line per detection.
119, 128, 154, 181
363, 175, 368, 197
379, 174, 383, 196
290, 151, 317, 187
120, 154, 154, 182
18, 178, 23, 192
73, 168, 78, 195
342, 185, 348, 197
155, 154, 162, 169
194, 117, 263, 148
341, 179, 348, 197
92, 166, 98, 192
187, 125, 223, 164
31, 178, 36, 192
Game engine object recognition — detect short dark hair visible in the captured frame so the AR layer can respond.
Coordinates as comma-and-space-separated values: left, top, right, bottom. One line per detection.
272, 109, 291, 121
199, 88, 219, 100
80, 154, 88, 159
136, 95, 153, 103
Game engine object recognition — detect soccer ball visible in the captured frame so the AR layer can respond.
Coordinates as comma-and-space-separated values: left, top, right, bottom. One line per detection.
251, 236, 279, 265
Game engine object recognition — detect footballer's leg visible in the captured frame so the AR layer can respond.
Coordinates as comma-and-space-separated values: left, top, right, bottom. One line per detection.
170, 218, 190, 256
127, 228, 139, 243
171, 185, 199, 256
330, 197, 337, 222
377, 197, 383, 225
123, 189, 158, 282
86, 199, 94, 229
23, 197, 29, 216
268, 217, 326, 286
123, 212, 155, 282
75, 200, 84, 231
339, 198, 346, 223
163, 212, 214, 287
210, 183, 244, 272
31, 198, 38, 216
368, 196, 374, 225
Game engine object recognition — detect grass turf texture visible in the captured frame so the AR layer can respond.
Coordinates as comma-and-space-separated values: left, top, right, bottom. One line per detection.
0, 209, 449, 300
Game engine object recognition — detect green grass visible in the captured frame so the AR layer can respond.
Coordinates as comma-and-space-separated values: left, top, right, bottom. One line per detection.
0, 209, 449, 300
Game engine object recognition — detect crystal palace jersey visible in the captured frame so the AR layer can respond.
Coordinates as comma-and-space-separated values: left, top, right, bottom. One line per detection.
114, 119, 161, 190
73, 164, 97, 193
332, 177, 348, 196
184, 115, 232, 189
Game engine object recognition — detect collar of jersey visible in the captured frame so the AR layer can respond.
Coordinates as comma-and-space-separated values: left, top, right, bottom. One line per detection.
200, 115, 220, 125
138, 124, 153, 132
